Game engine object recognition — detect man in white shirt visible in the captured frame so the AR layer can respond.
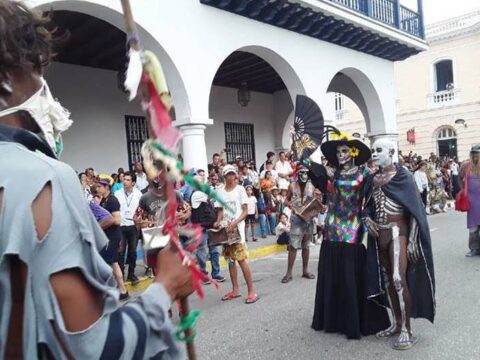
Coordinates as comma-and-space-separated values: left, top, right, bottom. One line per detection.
214, 165, 259, 304
115, 171, 143, 282
275, 151, 293, 190
134, 162, 149, 192
450, 159, 460, 197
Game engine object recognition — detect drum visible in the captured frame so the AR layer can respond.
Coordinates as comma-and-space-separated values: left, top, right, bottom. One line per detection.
293, 198, 324, 222
207, 227, 241, 246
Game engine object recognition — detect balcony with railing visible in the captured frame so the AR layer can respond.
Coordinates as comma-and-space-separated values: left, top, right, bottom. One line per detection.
427, 88, 460, 108
327, 0, 424, 39
200, 0, 427, 61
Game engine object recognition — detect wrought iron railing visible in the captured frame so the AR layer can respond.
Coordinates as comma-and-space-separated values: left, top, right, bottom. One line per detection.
327, 0, 425, 39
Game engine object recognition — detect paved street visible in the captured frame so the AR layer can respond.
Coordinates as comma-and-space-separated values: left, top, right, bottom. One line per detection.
177, 210, 480, 360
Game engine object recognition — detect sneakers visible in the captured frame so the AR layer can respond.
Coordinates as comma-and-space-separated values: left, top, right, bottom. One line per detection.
119, 291, 130, 301
127, 274, 140, 284
202, 279, 212, 285
212, 275, 226, 283
465, 249, 480, 257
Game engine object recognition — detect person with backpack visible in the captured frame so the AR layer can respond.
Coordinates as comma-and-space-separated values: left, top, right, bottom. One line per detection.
190, 190, 225, 283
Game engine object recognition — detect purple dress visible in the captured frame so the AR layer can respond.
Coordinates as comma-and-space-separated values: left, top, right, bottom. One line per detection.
467, 175, 480, 228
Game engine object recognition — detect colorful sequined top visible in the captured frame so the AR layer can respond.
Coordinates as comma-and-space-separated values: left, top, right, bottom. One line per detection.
326, 167, 369, 244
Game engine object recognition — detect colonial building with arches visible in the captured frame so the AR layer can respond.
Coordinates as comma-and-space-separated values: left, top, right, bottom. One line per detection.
339, 8, 480, 161
30, 0, 427, 172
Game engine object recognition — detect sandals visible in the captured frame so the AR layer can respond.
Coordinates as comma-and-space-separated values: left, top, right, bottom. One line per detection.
281, 275, 292, 284
302, 273, 315, 280
245, 294, 260, 304
221, 291, 241, 301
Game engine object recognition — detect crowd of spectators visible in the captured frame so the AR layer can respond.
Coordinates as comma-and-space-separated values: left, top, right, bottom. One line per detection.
77, 147, 467, 300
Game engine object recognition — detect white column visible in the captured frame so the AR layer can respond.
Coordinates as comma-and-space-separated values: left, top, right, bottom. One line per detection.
369, 133, 399, 162
178, 124, 209, 171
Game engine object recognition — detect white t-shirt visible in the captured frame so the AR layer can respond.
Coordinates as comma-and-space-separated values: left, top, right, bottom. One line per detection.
215, 185, 249, 243
275, 160, 293, 189
247, 196, 257, 215
260, 169, 279, 181
451, 163, 459, 176
115, 188, 142, 226
135, 172, 149, 191
414, 171, 429, 193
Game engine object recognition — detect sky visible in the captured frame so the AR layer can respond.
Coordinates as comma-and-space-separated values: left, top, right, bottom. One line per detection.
402, 0, 479, 24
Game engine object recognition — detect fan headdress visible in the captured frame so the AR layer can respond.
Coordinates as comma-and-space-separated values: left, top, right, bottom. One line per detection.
320, 131, 371, 167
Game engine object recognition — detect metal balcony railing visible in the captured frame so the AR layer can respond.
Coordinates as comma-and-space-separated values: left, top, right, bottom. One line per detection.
327, 0, 425, 39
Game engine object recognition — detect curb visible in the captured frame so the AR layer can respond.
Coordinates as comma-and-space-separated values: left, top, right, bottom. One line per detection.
125, 243, 287, 293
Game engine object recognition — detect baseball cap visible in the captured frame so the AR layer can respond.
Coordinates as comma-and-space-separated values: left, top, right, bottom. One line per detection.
223, 164, 238, 176
471, 145, 480, 153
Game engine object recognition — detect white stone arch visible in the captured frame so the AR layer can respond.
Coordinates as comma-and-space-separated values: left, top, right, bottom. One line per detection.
33, 0, 192, 121
207, 45, 307, 151
326, 67, 386, 135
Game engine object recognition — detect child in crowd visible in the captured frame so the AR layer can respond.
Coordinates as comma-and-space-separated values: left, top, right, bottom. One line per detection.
257, 194, 268, 239
245, 185, 258, 241
260, 171, 276, 193
276, 213, 290, 245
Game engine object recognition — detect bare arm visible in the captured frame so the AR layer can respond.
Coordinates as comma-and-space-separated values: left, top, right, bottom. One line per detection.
111, 211, 121, 226
98, 216, 115, 230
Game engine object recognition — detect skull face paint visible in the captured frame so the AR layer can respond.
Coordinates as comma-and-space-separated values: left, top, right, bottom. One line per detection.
336, 144, 352, 166
298, 169, 309, 184
371, 139, 395, 168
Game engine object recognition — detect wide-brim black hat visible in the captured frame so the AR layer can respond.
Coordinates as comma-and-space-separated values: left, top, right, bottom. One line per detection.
321, 138, 371, 167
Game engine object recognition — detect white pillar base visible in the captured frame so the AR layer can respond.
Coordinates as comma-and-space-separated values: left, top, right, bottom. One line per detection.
178, 124, 209, 171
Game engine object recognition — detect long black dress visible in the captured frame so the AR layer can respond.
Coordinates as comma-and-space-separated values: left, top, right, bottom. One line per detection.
311, 168, 390, 339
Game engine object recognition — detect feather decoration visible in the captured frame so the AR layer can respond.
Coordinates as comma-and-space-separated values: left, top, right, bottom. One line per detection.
143, 50, 172, 110
124, 48, 143, 101
142, 74, 182, 150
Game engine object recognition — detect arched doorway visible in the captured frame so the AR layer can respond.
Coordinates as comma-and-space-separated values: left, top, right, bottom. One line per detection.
33, 2, 190, 173
327, 68, 385, 136
206, 46, 305, 166
436, 126, 457, 159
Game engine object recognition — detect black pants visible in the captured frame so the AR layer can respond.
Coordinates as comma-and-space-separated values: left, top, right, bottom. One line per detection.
120, 225, 138, 277
421, 189, 428, 208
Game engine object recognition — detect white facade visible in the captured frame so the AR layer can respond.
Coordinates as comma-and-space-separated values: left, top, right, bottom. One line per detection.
29, 0, 427, 172
337, 9, 480, 161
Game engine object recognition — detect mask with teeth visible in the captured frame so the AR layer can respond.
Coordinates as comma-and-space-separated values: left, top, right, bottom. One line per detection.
298, 169, 309, 184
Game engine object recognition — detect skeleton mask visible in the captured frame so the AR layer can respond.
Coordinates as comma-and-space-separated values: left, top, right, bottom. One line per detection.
336, 144, 352, 166
371, 139, 395, 168
298, 169, 309, 183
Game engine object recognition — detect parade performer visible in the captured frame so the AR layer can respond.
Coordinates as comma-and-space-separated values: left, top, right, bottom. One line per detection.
312, 133, 390, 339
460, 145, 480, 257
363, 138, 435, 350
0, 1, 195, 358
281, 165, 321, 283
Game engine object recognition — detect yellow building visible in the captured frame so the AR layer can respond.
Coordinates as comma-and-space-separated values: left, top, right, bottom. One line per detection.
336, 9, 480, 161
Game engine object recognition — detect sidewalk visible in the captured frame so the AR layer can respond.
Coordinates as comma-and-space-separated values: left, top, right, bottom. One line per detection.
125, 234, 287, 293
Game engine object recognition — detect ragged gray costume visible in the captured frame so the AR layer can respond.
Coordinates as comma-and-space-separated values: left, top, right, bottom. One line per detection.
0, 125, 179, 359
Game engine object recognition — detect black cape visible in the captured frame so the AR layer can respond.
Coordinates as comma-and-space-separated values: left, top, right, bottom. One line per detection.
363, 165, 436, 323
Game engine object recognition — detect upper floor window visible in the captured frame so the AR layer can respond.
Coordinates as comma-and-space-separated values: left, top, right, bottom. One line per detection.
334, 93, 344, 111
434, 60, 454, 92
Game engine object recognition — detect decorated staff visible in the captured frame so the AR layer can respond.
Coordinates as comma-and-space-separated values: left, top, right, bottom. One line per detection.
118, 1, 231, 359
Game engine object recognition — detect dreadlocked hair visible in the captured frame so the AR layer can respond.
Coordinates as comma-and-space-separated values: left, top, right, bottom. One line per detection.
0, 0, 62, 75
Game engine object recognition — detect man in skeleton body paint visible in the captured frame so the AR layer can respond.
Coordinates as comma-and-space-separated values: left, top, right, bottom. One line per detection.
363, 139, 436, 350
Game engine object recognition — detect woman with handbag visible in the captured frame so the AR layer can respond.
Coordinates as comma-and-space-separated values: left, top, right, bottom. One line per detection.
459, 145, 480, 257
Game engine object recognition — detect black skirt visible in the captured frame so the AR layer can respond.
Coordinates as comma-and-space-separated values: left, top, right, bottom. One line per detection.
311, 240, 390, 339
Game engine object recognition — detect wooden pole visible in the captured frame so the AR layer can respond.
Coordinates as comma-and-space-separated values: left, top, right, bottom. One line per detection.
119, 1, 197, 359
179, 299, 197, 360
